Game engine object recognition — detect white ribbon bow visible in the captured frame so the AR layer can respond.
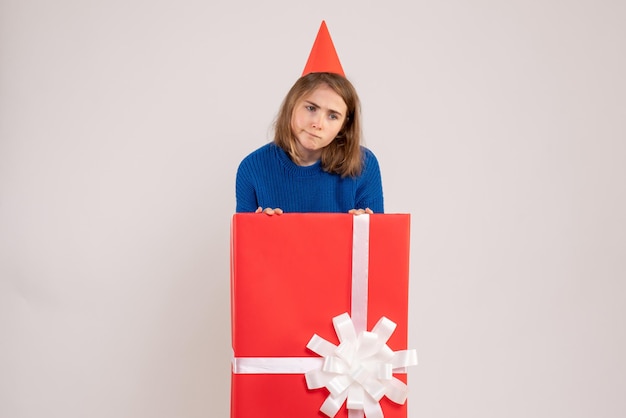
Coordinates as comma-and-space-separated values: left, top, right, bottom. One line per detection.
305, 312, 418, 418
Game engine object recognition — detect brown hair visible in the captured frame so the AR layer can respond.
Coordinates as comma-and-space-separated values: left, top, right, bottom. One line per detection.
274, 72, 363, 177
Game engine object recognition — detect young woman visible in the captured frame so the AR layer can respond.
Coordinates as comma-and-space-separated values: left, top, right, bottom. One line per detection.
235, 22, 383, 214
235, 72, 383, 215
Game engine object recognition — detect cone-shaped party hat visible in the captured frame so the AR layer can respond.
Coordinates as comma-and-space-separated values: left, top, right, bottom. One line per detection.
301, 20, 345, 77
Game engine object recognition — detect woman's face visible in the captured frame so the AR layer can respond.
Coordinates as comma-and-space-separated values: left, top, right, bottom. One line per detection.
290, 84, 347, 166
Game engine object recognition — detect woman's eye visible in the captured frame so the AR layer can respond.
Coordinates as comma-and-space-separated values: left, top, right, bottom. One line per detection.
306, 105, 316, 112
329, 113, 339, 120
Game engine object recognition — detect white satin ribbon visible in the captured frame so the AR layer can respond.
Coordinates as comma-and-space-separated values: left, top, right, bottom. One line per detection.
232, 357, 323, 374
351, 214, 370, 333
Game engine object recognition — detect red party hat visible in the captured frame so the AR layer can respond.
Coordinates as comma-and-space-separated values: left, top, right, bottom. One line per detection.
301, 20, 345, 77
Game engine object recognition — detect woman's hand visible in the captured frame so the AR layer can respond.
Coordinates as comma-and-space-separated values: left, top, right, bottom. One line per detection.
348, 208, 373, 215
256, 207, 284, 215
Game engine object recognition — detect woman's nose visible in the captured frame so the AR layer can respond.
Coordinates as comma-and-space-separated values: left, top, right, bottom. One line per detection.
312, 115, 323, 129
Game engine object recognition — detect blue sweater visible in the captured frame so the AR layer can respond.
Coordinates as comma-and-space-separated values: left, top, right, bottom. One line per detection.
236, 143, 384, 213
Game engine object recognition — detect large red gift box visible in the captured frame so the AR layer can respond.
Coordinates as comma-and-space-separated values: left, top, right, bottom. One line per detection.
230, 213, 412, 417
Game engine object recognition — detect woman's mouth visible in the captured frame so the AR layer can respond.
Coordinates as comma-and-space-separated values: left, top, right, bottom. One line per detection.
305, 131, 321, 139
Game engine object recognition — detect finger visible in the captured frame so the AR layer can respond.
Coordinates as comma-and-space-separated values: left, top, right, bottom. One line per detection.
255, 207, 262, 213
365, 208, 373, 214
263, 208, 275, 215
274, 208, 284, 215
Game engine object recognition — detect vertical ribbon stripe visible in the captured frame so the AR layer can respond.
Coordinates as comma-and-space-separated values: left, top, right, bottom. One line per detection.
349, 214, 370, 418
351, 214, 370, 333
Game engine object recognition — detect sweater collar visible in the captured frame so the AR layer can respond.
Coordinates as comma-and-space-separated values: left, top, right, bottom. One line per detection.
273, 143, 324, 177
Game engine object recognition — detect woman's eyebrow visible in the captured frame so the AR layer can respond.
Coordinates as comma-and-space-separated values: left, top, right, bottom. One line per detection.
305, 100, 344, 117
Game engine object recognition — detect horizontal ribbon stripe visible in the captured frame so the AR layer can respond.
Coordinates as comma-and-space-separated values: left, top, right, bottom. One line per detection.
232, 357, 323, 374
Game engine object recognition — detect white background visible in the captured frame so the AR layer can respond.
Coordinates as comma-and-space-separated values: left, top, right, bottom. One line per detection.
1, 1, 625, 417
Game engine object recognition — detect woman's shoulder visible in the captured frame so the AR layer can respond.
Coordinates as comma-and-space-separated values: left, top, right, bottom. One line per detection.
242, 142, 276, 159
238, 143, 278, 167
360, 146, 381, 169
352, 146, 380, 183
360, 145, 378, 159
